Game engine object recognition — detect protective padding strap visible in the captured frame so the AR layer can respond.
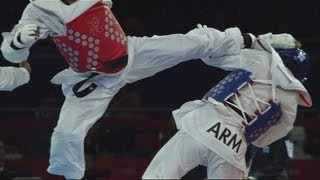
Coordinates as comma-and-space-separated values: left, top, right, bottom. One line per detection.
243, 102, 282, 143
203, 69, 253, 103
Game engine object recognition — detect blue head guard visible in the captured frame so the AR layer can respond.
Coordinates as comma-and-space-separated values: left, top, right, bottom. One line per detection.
276, 48, 310, 83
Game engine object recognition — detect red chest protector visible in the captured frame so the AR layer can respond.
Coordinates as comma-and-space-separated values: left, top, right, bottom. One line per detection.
52, 1, 127, 74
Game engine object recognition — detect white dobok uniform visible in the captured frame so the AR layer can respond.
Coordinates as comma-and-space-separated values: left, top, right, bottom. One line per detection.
0, 66, 29, 91
142, 39, 312, 179
0, 0, 246, 179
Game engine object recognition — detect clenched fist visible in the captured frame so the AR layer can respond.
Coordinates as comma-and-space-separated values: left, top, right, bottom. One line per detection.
13, 24, 40, 48
258, 32, 301, 49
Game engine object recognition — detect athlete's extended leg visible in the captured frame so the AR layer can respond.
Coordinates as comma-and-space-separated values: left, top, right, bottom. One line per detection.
125, 26, 243, 83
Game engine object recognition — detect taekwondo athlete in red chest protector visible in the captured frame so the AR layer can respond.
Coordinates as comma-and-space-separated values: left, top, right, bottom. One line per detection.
1, 1, 262, 179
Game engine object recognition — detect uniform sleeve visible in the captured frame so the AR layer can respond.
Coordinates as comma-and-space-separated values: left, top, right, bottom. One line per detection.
0, 67, 30, 91
1, 3, 51, 63
200, 27, 245, 71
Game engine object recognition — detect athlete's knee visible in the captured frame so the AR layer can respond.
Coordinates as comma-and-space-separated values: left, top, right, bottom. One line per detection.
52, 128, 84, 141
50, 130, 85, 158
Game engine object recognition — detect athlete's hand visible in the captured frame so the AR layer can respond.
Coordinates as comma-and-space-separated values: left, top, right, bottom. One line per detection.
19, 60, 31, 74
258, 32, 301, 49
14, 24, 40, 48
272, 33, 301, 49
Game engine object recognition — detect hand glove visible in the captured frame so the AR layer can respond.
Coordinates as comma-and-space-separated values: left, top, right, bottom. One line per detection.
12, 24, 40, 49
258, 32, 301, 49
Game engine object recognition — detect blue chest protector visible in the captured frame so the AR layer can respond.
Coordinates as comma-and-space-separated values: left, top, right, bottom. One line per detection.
203, 69, 252, 103
203, 69, 282, 143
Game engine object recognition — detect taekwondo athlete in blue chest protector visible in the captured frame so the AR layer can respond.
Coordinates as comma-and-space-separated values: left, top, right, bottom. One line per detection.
142, 27, 312, 179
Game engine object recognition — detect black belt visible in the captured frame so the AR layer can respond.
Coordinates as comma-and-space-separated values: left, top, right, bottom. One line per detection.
72, 55, 128, 98
72, 73, 99, 98
102, 55, 128, 69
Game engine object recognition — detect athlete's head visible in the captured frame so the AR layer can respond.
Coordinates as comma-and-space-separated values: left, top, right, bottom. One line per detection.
276, 48, 310, 83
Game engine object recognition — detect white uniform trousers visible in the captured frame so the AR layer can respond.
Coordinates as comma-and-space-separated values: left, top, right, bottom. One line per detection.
142, 130, 244, 179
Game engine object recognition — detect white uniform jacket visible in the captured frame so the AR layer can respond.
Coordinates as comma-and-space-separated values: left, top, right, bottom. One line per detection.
0, 66, 30, 91
173, 38, 312, 172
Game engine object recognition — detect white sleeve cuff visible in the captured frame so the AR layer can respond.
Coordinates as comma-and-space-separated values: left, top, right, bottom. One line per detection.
1, 32, 30, 63
0, 67, 30, 91
18, 67, 31, 85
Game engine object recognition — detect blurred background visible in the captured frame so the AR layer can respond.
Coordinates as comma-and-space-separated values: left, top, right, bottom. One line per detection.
0, 0, 319, 179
